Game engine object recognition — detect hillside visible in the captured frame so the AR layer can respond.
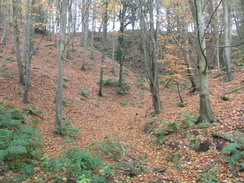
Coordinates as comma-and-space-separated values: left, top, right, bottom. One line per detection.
0, 33, 243, 182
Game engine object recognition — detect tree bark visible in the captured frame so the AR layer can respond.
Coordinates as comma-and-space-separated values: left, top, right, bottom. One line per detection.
23, 0, 34, 104
12, 0, 25, 86
98, 0, 108, 97
223, 0, 232, 81
139, 0, 162, 114
55, 0, 68, 131
189, 0, 214, 123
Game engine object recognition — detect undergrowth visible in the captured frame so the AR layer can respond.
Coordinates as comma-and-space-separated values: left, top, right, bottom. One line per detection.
221, 131, 244, 170
43, 147, 112, 182
0, 102, 42, 181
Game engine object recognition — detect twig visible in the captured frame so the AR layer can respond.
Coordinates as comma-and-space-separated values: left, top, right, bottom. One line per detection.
223, 127, 244, 132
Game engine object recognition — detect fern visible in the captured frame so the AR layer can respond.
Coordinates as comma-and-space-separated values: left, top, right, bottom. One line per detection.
54, 118, 79, 137
181, 111, 199, 126
0, 129, 12, 149
221, 131, 244, 170
0, 102, 42, 176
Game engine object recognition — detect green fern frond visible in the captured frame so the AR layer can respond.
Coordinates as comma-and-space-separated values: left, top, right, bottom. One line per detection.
0, 129, 12, 149
10, 139, 29, 147
7, 145, 27, 155
222, 143, 240, 153
0, 150, 7, 161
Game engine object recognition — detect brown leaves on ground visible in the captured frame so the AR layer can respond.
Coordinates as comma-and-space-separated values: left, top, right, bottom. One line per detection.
0, 34, 243, 182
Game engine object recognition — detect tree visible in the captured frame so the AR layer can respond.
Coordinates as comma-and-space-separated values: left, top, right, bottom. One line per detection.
23, 0, 35, 104
12, 0, 25, 86
55, 0, 68, 131
98, 0, 108, 97
189, 0, 214, 123
139, 0, 162, 114
117, 0, 128, 87
222, 0, 232, 81
0, 0, 8, 45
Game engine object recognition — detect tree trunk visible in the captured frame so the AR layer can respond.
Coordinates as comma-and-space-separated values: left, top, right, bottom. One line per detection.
189, 0, 214, 123
139, 0, 162, 114
208, 0, 220, 72
55, 0, 68, 131
223, 0, 232, 81
23, 0, 34, 104
98, 0, 108, 97
1, 0, 7, 45
81, 0, 89, 70
118, 2, 127, 87
12, 0, 25, 86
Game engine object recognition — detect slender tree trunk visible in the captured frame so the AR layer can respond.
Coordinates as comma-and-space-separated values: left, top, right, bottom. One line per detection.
81, 0, 89, 70
66, 0, 72, 60
23, 0, 34, 104
98, 0, 108, 97
55, 0, 68, 131
208, 0, 220, 72
1, 0, 7, 45
139, 0, 162, 114
189, 0, 214, 123
12, 0, 25, 86
118, 2, 127, 87
183, 10, 198, 92
111, 13, 115, 73
223, 0, 232, 81
90, 6, 95, 59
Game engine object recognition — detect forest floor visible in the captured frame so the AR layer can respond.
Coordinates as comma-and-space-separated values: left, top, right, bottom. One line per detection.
0, 34, 243, 183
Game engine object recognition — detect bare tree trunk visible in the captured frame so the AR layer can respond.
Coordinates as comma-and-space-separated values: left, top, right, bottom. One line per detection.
182, 8, 198, 92
90, 5, 95, 59
223, 0, 232, 81
81, 0, 89, 70
139, 0, 162, 114
189, 0, 214, 123
12, 0, 25, 86
23, 0, 34, 104
55, 0, 68, 131
208, 0, 220, 72
98, 0, 108, 97
66, 0, 72, 60
1, 0, 7, 45
111, 13, 115, 73
118, 2, 127, 87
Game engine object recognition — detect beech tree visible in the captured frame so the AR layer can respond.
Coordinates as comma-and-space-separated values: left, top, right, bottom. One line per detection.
189, 0, 214, 123
23, 0, 35, 104
12, 0, 25, 86
139, 0, 162, 114
98, 0, 108, 97
222, 0, 232, 81
55, 0, 68, 131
